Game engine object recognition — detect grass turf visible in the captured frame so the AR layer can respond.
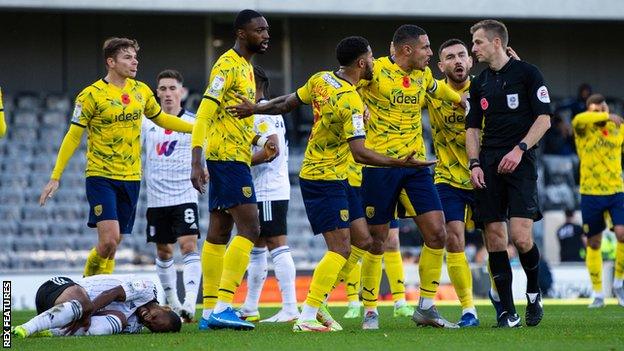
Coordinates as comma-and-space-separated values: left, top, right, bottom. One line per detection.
10, 303, 624, 351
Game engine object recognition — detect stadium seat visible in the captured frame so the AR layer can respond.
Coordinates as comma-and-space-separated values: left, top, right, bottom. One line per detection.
19, 220, 49, 236
13, 235, 44, 252
12, 110, 38, 128
0, 189, 24, 206
21, 203, 51, 221
45, 94, 71, 113
15, 93, 42, 110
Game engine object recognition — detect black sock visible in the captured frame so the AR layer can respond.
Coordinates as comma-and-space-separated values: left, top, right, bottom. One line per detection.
489, 250, 516, 316
519, 243, 541, 294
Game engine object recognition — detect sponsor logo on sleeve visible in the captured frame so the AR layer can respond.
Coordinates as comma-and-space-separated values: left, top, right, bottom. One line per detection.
71, 104, 82, 123
352, 114, 365, 137
480, 97, 489, 110
536, 86, 551, 103
206, 75, 225, 98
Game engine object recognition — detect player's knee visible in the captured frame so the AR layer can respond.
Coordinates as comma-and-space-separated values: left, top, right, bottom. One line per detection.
369, 236, 385, 255
588, 236, 602, 250
335, 243, 351, 259
353, 235, 373, 252
613, 226, 624, 242
179, 240, 197, 255
446, 234, 463, 253
426, 225, 447, 249
512, 235, 533, 253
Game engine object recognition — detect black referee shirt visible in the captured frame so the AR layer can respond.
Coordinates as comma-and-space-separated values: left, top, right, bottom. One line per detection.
465, 58, 552, 149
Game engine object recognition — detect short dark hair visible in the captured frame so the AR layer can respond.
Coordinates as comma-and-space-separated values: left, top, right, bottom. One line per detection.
234, 9, 263, 30
103, 37, 139, 64
167, 310, 182, 333
438, 38, 468, 58
253, 65, 270, 98
586, 93, 606, 107
336, 36, 370, 66
470, 19, 509, 47
156, 69, 184, 85
392, 25, 427, 46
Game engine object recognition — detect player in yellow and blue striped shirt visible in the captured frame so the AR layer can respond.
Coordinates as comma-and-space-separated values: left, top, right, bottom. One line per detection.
424, 38, 479, 327
228, 36, 434, 332
572, 94, 624, 308
358, 24, 464, 329
0, 87, 6, 138
38, 37, 193, 282
190, 9, 276, 332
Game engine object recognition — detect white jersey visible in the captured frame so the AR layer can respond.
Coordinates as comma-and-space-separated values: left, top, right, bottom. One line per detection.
251, 102, 290, 202
142, 109, 197, 208
77, 274, 158, 334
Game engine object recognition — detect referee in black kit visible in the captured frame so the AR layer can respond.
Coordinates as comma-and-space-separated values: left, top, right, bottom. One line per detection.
465, 20, 551, 328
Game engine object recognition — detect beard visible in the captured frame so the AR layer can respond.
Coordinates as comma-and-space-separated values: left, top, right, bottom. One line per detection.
248, 42, 267, 54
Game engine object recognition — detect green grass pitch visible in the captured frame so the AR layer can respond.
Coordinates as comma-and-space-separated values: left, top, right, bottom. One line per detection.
10, 302, 624, 351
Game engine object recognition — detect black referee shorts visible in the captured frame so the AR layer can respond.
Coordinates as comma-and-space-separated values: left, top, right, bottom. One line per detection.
258, 200, 289, 237
475, 148, 542, 224
146, 203, 200, 244
35, 276, 78, 314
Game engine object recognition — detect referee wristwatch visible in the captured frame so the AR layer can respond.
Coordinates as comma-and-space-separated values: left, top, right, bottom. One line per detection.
468, 158, 481, 170
518, 142, 528, 152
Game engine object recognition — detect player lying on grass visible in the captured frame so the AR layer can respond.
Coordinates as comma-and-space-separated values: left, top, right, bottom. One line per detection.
12, 274, 181, 338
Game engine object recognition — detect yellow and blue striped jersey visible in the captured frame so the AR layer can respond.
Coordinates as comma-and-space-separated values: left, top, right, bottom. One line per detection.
425, 79, 472, 190
71, 78, 161, 180
199, 48, 256, 164
359, 56, 454, 161
572, 111, 624, 195
297, 71, 366, 181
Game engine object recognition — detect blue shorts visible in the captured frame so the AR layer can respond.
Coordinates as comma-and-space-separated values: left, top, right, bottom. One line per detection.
85, 176, 140, 234
436, 183, 475, 223
361, 167, 442, 224
353, 185, 399, 228
347, 186, 367, 222
389, 219, 399, 229
581, 193, 624, 236
206, 160, 256, 211
300, 178, 353, 234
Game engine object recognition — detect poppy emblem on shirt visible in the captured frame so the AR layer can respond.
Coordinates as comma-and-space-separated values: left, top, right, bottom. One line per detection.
121, 93, 131, 105
402, 76, 410, 88
480, 97, 489, 110
602, 129, 609, 137
164, 129, 173, 135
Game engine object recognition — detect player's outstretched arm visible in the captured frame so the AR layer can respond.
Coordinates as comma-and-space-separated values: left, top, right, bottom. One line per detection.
39, 124, 85, 206
63, 285, 126, 335
227, 93, 301, 118
151, 112, 193, 133
348, 138, 436, 168
429, 80, 464, 108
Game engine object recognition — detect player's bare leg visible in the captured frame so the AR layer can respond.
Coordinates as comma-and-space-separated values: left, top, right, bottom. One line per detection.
84, 220, 121, 276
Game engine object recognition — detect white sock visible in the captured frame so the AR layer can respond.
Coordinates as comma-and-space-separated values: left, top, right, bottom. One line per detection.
394, 298, 407, 308
182, 252, 201, 307
614, 279, 623, 289
53, 315, 123, 336
364, 307, 378, 314
462, 307, 477, 317
300, 303, 319, 321
593, 291, 605, 299
156, 257, 180, 307
418, 297, 434, 310
527, 292, 539, 303
202, 309, 213, 319
490, 288, 500, 302
271, 246, 298, 312
242, 247, 268, 312
22, 300, 83, 335
213, 301, 231, 314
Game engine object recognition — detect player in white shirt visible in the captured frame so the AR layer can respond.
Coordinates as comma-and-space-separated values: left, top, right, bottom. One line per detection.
141, 70, 202, 322
238, 66, 299, 323
11, 274, 181, 338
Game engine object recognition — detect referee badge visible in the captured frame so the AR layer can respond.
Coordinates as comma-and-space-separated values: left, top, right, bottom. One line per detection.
94, 204, 103, 216
242, 187, 252, 198
366, 206, 375, 219
340, 209, 349, 222
506, 94, 519, 109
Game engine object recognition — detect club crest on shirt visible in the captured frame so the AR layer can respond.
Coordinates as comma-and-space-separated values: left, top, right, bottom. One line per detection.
340, 209, 349, 222
506, 93, 519, 109
94, 204, 103, 216
242, 186, 252, 198
366, 206, 375, 219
